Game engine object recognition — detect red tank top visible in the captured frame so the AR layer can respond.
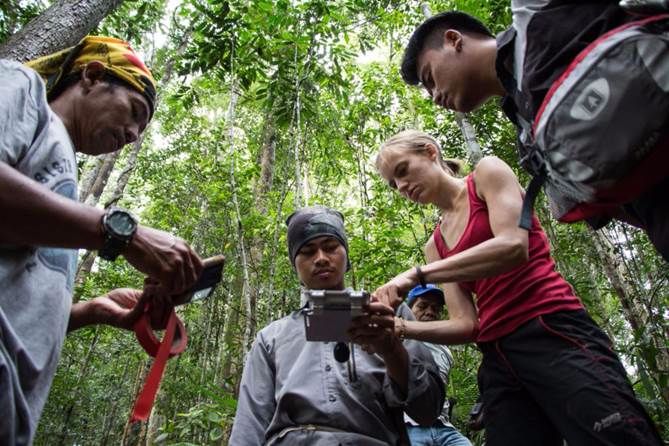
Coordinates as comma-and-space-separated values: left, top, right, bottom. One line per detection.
433, 174, 583, 342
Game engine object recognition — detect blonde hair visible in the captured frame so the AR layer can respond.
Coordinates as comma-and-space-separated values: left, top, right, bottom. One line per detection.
376, 129, 462, 176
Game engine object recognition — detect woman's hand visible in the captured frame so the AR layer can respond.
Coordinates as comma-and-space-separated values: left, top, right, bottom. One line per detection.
372, 270, 416, 309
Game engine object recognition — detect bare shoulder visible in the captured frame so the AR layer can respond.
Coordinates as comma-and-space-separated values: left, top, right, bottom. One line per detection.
474, 156, 514, 178
472, 156, 520, 199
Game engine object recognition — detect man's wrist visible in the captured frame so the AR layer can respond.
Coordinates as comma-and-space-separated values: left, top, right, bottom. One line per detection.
68, 300, 99, 332
395, 269, 418, 297
379, 333, 405, 357
99, 207, 138, 261
380, 343, 409, 381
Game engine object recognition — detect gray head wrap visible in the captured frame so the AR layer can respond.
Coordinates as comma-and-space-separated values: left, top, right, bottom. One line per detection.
286, 206, 350, 270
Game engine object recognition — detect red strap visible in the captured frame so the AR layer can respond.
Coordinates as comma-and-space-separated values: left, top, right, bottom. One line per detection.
133, 306, 187, 357
129, 308, 187, 422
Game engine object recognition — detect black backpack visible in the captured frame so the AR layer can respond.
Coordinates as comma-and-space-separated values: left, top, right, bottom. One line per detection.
518, 14, 669, 229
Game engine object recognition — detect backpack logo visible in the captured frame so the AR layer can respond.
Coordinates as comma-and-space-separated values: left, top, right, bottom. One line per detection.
570, 78, 610, 121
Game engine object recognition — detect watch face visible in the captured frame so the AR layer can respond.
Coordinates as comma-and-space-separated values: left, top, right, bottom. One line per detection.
108, 211, 136, 237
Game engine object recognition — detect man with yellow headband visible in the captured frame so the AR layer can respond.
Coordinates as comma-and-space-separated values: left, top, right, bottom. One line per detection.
0, 36, 202, 444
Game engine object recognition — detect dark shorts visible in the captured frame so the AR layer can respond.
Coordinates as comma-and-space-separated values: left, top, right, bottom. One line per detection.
477, 310, 662, 446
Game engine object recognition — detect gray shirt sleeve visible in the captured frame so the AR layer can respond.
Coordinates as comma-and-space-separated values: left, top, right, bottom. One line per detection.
0, 61, 44, 165
383, 304, 445, 425
229, 331, 276, 446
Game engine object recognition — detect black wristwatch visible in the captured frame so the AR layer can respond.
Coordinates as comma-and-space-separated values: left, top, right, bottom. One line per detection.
99, 207, 138, 261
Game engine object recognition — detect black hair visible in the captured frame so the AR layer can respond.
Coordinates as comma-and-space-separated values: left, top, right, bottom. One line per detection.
401, 11, 494, 86
48, 71, 131, 101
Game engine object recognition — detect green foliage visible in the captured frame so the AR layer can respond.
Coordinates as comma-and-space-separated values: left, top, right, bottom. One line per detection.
97, 0, 167, 46
0, 0, 45, 43
156, 401, 235, 444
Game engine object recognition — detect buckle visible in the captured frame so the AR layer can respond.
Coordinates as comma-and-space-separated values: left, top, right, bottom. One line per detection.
520, 147, 546, 175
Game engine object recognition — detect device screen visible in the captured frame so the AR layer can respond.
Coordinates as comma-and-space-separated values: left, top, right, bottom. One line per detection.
176, 255, 225, 305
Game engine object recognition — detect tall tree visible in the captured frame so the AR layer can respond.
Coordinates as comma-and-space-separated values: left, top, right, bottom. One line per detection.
0, 0, 124, 61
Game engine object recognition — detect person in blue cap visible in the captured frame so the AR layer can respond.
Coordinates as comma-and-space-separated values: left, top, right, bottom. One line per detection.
401, 284, 472, 446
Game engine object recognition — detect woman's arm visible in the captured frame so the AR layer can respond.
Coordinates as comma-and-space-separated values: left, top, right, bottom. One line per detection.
402, 283, 479, 344
375, 156, 530, 308
400, 240, 479, 344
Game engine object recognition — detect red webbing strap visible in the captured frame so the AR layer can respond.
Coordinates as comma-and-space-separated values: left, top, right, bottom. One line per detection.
129, 308, 187, 422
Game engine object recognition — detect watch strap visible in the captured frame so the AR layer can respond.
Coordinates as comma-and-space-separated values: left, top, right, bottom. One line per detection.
99, 208, 136, 261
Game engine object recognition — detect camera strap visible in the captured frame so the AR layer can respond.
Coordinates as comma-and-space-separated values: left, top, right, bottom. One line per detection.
129, 306, 188, 422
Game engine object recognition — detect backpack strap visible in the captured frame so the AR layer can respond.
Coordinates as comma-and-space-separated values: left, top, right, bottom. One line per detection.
519, 172, 546, 230
517, 108, 547, 230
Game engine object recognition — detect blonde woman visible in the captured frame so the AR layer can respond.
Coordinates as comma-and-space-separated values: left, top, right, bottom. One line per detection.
373, 130, 662, 446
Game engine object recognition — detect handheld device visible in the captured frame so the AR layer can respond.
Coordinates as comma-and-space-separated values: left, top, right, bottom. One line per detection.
301, 289, 370, 342
174, 255, 225, 305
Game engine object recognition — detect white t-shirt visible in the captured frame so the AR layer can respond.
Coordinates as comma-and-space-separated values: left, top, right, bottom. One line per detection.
0, 59, 78, 445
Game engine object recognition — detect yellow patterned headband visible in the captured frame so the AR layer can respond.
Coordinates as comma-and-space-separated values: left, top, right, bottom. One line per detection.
26, 36, 157, 117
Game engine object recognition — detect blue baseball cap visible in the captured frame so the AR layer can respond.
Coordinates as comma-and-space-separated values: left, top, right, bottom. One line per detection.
407, 284, 445, 307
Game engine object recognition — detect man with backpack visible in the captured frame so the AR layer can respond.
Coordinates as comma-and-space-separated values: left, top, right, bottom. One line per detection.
400, 3, 669, 260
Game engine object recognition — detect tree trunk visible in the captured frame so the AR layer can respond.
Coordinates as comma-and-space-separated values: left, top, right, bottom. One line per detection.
79, 156, 105, 203
291, 44, 304, 209
212, 292, 226, 384
121, 360, 151, 446
100, 358, 132, 446
84, 151, 120, 206
73, 151, 120, 288
105, 138, 143, 208
265, 186, 289, 322
591, 228, 669, 404
195, 297, 215, 405
74, 250, 96, 297
56, 327, 101, 446
224, 81, 255, 355
0, 0, 124, 61
255, 115, 277, 203
104, 27, 192, 210
454, 112, 483, 165
220, 288, 240, 393
592, 229, 643, 331
247, 111, 277, 327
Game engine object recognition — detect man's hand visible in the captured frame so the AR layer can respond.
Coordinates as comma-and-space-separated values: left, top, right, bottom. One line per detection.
68, 288, 145, 332
372, 270, 416, 310
91, 288, 147, 330
348, 301, 403, 356
349, 300, 410, 394
123, 225, 203, 295
67, 287, 176, 332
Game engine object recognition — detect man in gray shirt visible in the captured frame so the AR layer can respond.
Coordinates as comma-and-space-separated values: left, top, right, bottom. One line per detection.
0, 36, 202, 445
229, 206, 444, 445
